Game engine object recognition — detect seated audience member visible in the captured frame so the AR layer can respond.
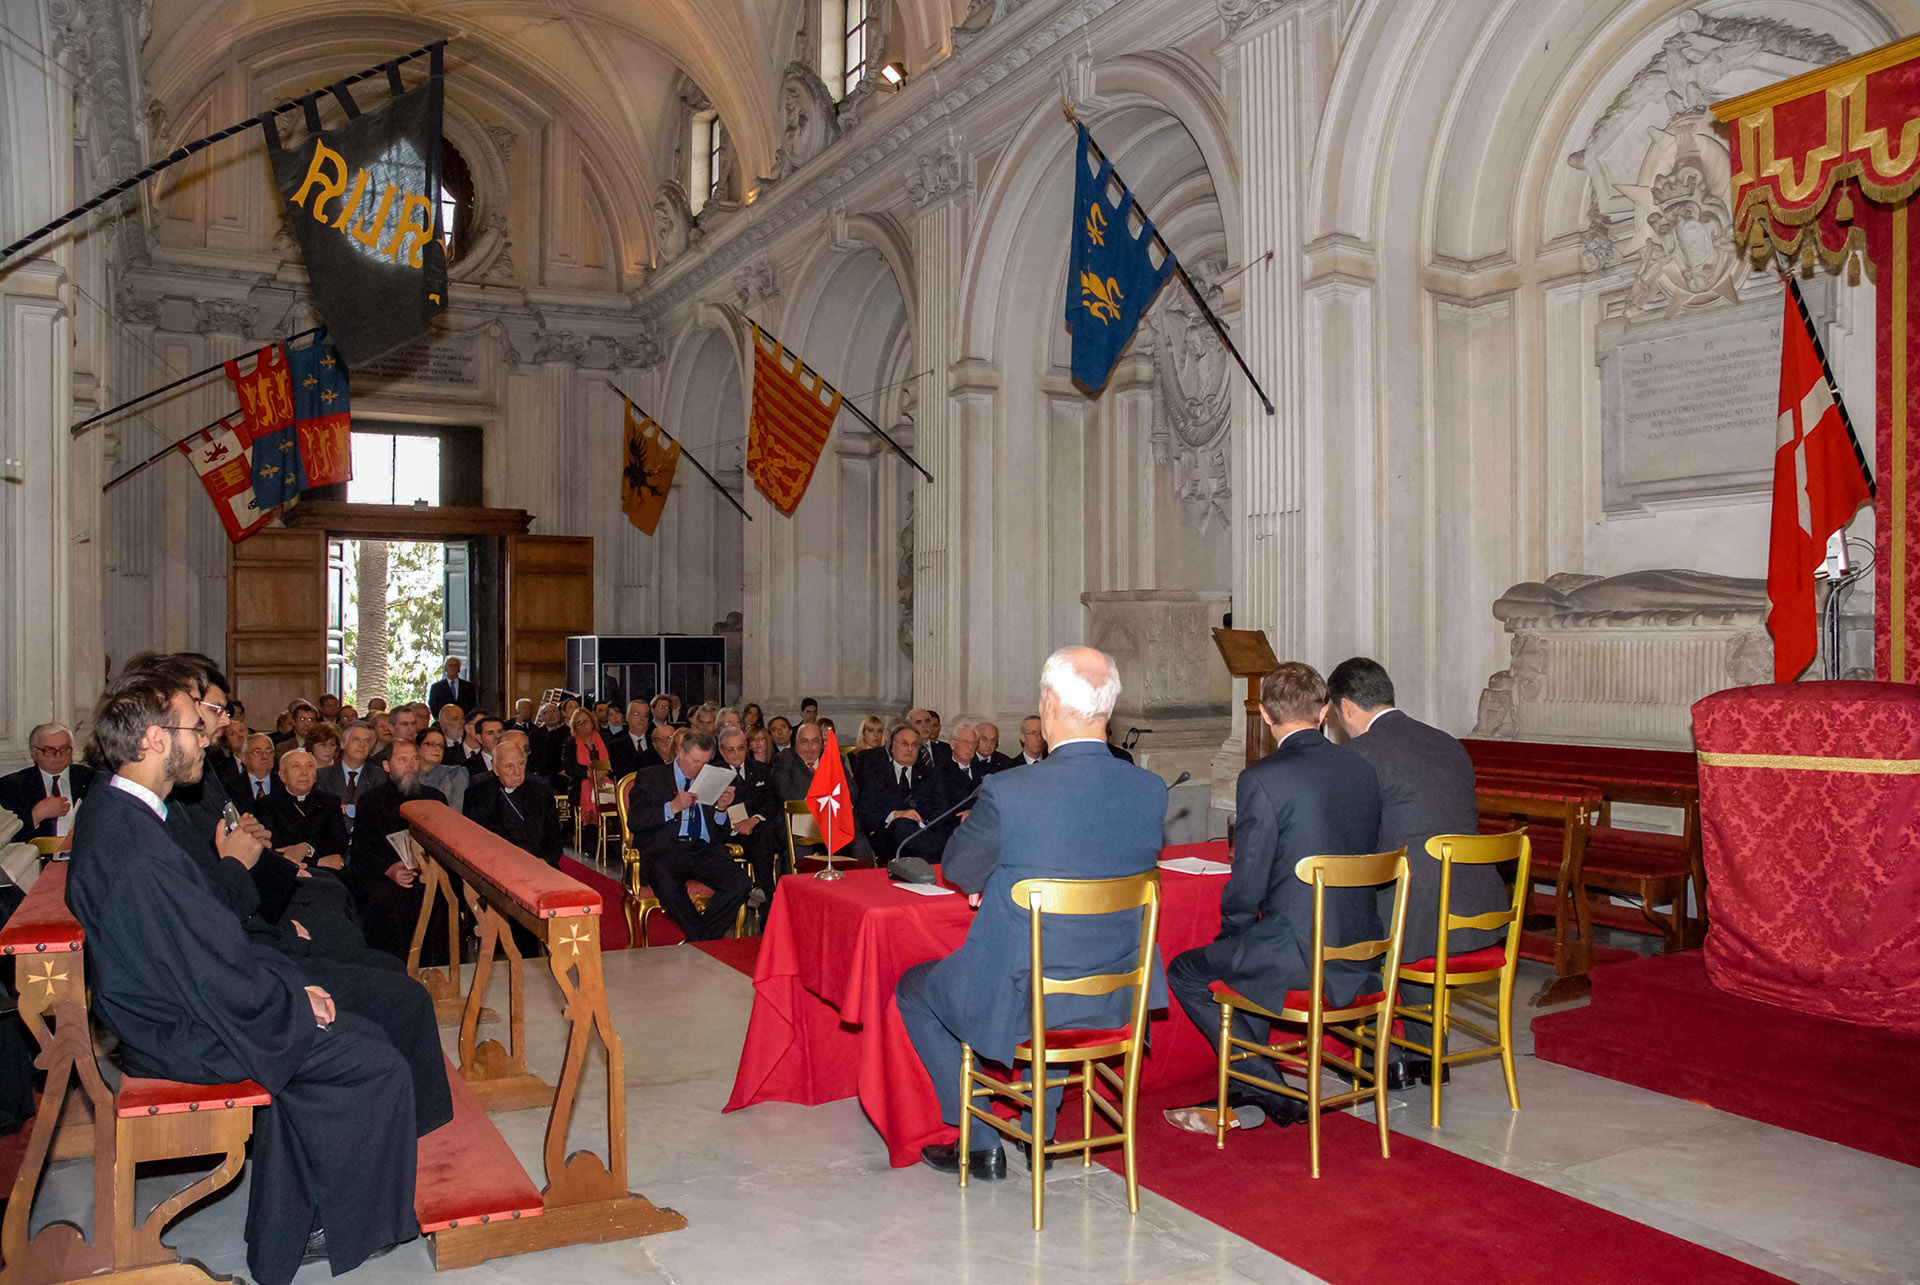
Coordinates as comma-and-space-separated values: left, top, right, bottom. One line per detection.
373, 706, 419, 766
307, 722, 341, 769
1327, 656, 1503, 1087
346, 738, 448, 962
68, 673, 426, 1285
250, 750, 349, 873
944, 722, 990, 795
317, 722, 389, 839
847, 715, 886, 779
530, 702, 564, 776
747, 726, 773, 764
505, 698, 536, 735
366, 697, 388, 715
1011, 715, 1048, 767
644, 694, 670, 728
426, 656, 476, 717
606, 701, 628, 738
274, 699, 317, 752
799, 697, 819, 724
273, 711, 295, 738
608, 699, 661, 780
593, 700, 613, 731
898, 646, 1168, 1180
0, 722, 94, 841
855, 723, 954, 864
668, 695, 686, 725
238, 733, 278, 802
337, 704, 358, 724
626, 731, 755, 940
767, 716, 794, 751
316, 692, 341, 723
717, 727, 780, 898
772, 720, 826, 802
467, 713, 505, 779
742, 703, 765, 732
973, 721, 1013, 776
556, 709, 610, 827
435, 705, 471, 768
1163, 662, 1383, 1134
910, 709, 953, 769
247, 748, 366, 952
417, 727, 471, 813
717, 707, 744, 738
650, 722, 678, 768
206, 718, 248, 795
463, 740, 563, 867
688, 703, 720, 737
369, 713, 394, 760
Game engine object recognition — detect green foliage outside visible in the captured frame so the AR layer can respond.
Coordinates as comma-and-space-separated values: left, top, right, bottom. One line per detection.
338, 539, 445, 707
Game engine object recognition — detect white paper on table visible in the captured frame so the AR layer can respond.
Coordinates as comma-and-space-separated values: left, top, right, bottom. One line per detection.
1158, 856, 1232, 876
895, 882, 958, 896
690, 763, 736, 806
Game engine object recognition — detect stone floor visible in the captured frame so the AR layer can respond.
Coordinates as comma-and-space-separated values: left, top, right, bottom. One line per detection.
28, 934, 1920, 1285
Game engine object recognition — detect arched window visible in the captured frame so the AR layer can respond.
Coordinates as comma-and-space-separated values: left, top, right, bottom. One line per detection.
820, 0, 875, 101
689, 110, 723, 215
438, 140, 474, 260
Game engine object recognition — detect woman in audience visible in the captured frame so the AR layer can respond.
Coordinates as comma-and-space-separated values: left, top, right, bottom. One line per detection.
370, 711, 393, 748
417, 727, 470, 813
742, 703, 765, 732
273, 711, 294, 736
747, 726, 773, 764
557, 708, 610, 833
718, 707, 744, 737
307, 722, 341, 768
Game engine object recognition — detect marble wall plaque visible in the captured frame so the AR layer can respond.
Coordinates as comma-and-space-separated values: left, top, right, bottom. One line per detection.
354, 335, 477, 387
1599, 291, 1803, 513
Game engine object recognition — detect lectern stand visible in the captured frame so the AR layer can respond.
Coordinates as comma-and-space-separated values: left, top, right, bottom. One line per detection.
1211, 627, 1279, 767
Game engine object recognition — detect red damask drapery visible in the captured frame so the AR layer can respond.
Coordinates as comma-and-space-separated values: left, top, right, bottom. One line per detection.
1716, 35, 1920, 682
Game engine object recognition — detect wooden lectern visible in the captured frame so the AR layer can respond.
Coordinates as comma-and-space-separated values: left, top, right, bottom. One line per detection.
1211, 627, 1279, 767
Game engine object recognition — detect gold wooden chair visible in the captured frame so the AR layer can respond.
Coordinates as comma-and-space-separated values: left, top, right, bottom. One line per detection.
28, 837, 65, 858
1211, 849, 1409, 1178
783, 798, 851, 878
574, 758, 615, 862
1391, 830, 1531, 1128
958, 871, 1161, 1231
614, 773, 743, 945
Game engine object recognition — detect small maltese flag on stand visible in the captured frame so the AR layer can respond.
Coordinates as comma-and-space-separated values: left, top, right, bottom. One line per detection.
1767, 282, 1875, 682
806, 732, 854, 855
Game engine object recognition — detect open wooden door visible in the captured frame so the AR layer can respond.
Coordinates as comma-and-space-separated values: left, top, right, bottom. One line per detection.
227, 528, 328, 720
503, 535, 593, 706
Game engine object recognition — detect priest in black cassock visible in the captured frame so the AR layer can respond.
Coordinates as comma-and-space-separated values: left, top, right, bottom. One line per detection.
462, 738, 564, 866
67, 675, 420, 1285
348, 737, 449, 961
244, 747, 369, 956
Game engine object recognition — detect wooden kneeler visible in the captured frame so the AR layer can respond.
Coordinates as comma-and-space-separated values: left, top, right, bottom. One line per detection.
403, 802, 688, 1270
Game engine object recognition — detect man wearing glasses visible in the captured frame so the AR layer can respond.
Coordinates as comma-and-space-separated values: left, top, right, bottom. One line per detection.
0, 723, 96, 840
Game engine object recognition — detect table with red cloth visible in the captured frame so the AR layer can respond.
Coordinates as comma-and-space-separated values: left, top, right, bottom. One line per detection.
1691, 681, 1920, 1033
723, 842, 1232, 1166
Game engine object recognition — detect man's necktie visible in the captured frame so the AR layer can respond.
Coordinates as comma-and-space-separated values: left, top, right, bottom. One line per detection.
345, 770, 359, 804
48, 776, 60, 800
255, 780, 266, 800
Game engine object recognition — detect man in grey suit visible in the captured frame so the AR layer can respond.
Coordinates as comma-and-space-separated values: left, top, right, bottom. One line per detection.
1164, 662, 1383, 1135
1328, 657, 1505, 1088
897, 647, 1169, 1181
315, 721, 388, 839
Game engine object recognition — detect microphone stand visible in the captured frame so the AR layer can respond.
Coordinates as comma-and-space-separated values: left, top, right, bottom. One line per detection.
890, 782, 982, 873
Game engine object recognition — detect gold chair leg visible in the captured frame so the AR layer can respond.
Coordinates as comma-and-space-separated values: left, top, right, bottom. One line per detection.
1081, 1063, 1094, 1168
1122, 1064, 1141, 1214
1431, 983, 1449, 1130
1498, 966, 1521, 1112
1371, 1018, 1391, 1160
1215, 1002, 1233, 1150
1307, 1016, 1323, 1179
1032, 1069, 1047, 1232
957, 1044, 973, 1190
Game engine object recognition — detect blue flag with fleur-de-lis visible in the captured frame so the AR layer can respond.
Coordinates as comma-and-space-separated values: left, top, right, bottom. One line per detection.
1066, 122, 1177, 394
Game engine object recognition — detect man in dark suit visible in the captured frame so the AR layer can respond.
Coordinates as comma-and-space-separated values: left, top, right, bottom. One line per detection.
1328, 656, 1504, 1088
607, 699, 661, 783
0, 723, 95, 841
716, 726, 781, 899
426, 657, 477, 717
771, 720, 826, 804
910, 708, 954, 771
971, 721, 1014, 776
942, 723, 991, 798
625, 731, 756, 941
1164, 662, 1384, 1135
236, 733, 278, 803
898, 646, 1169, 1180
317, 723, 388, 840
855, 724, 954, 864
1009, 715, 1048, 768
462, 739, 564, 867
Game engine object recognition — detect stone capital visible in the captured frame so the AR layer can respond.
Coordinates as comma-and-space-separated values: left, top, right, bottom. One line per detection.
193, 297, 258, 338
905, 147, 972, 212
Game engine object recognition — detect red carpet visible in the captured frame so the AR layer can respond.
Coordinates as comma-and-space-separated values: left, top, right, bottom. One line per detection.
1098, 1081, 1790, 1285
1533, 951, 1920, 1168
558, 857, 638, 951
694, 937, 763, 976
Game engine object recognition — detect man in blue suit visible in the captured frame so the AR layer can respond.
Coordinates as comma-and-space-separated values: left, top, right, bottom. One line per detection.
897, 646, 1169, 1181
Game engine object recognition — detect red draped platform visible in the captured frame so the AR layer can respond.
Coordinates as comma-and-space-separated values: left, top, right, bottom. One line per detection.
1692, 681, 1920, 1032
723, 850, 1230, 1167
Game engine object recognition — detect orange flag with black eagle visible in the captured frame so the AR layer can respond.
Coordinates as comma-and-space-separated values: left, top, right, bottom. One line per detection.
747, 324, 842, 515
620, 401, 681, 536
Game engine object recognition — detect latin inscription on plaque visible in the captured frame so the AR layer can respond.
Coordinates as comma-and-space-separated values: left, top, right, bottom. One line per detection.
1600, 293, 1795, 512
354, 337, 476, 387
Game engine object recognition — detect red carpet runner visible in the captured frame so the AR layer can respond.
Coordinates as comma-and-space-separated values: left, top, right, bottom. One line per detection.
1099, 1082, 1790, 1285
694, 937, 762, 976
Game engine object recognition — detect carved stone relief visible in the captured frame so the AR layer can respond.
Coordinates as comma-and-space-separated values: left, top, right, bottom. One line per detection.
653, 180, 696, 264
193, 297, 258, 338
734, 259, 780, 310
905, 147, 970, 210
764, 63, 839, 184
1144, 262, 1232, 530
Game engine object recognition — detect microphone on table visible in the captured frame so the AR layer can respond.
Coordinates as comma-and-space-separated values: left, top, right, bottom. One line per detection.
1170, 771, 1192, 788
888, 784, 982, 884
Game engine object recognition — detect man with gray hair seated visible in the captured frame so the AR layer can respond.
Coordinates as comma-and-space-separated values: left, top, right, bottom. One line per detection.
0, 722, 94, 841
896, 646, 1169, 1180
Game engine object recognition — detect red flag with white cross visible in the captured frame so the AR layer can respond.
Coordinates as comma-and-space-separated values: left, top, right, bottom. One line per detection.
806, 732, 854, 854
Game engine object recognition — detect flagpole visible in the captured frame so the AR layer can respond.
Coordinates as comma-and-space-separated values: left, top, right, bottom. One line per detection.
603, 382, 754, 521
741, 315, 935, 483
99, 410, 235, 494
1, 41, 450, 271
1785, 274, 1877, 498
70, 326, 323, 439
1066, 105, 1276, 417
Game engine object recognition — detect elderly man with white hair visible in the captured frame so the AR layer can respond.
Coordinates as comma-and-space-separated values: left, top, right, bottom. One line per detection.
895, 645, 1170, 1182
0, 722, 95, 841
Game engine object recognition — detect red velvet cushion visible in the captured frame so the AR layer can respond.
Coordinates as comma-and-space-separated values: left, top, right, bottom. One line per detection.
116, 1076, 270, 1117
0, 864, 81, 955
1016, 1027, 1131, 1053
415, 1057, 544, 1233
401, 801, 601, 918
1403, 945, 1509, 976
1209, 980, 1385, 1013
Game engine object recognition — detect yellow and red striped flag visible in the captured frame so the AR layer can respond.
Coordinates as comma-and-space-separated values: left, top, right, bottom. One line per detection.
747, 324, 841, 515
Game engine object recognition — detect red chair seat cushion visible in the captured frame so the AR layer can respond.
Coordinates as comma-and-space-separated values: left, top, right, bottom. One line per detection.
1404, 945, 1508, 976
414, 1057, 544, 1233
1016, 1027, 1130, 1053
116, 1077, 270, 1118
1209, 980, 1385, 1013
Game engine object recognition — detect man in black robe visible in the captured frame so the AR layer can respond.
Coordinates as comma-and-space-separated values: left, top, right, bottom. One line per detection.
245, 747, 366, 954
67, 674, 419, 1285
348, 737, 448, 961
462, 739, 564, 866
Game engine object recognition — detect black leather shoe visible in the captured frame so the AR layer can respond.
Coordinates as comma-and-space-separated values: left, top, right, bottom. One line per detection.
920, 1143, 1007, 1181
1383, 1059, 1450, 1091
301, 1227, 328, 1265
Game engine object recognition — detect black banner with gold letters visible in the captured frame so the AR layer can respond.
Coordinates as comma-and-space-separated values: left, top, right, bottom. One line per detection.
263, 43, 448, 368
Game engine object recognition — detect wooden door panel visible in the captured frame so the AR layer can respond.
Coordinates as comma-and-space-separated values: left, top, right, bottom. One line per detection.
228, 528, 328, 722
504, 535, 592, 706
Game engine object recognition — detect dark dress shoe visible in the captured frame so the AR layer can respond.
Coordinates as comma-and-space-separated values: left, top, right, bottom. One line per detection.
920, 1143, 1007, 1181
1383, 1059, 1450, 1091
302, 1227, 328, 1265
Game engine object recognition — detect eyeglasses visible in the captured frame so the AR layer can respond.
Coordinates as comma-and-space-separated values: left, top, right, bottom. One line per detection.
32, 743, 73, 755
197, 699, 230, 720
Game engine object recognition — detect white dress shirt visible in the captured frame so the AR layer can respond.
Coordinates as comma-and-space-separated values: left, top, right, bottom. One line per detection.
109, 774, 168, 822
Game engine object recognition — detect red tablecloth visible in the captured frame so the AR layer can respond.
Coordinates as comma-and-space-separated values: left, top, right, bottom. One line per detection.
723, 849, 1230, 1166
1692, 681, 1920, 1032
